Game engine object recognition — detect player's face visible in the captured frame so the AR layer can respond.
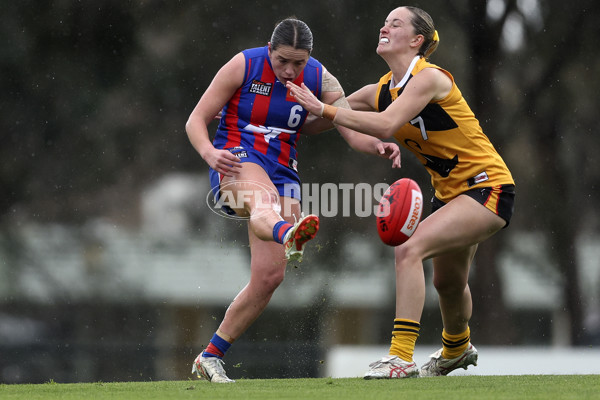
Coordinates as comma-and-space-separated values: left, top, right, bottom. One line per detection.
377, 7, 418, 56
268, 44, 310, 84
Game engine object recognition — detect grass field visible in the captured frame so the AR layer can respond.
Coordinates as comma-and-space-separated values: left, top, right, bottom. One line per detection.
1, 375, 599, 400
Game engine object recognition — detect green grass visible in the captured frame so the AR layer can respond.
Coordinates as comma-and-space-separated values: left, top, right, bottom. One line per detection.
1, 376, 599, 400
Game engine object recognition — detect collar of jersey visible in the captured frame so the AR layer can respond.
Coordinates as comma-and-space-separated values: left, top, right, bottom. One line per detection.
391, 55, 421, 89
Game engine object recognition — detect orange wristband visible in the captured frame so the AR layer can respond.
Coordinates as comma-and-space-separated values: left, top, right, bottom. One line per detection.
322, 104, 338, 121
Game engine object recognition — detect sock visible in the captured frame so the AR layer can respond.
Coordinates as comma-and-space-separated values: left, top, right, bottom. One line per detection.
441, 327, 470, 359
389, 318, 420, 362
203, 332, 232, 359
273, 220, 293, 244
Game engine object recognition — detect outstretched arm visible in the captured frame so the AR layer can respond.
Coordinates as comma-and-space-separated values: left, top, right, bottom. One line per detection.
287, 68, 450, 139
305, 70, 401, 167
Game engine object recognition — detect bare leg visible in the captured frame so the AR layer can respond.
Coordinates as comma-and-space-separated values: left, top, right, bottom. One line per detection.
192, 164, 302, 382
393, 244, 426, 321
217, 196, 300, 340
366, 195, 507, 378
221, 162, 288, 242
393, 195, 505, 325
432, 245, 477, 334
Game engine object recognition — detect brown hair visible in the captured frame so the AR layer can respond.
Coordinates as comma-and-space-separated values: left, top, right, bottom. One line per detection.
270, 18, 313, 53
405, 6, 438, 58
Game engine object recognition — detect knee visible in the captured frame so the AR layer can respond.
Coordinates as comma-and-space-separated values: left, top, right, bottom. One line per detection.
394, 244, 423, 271
432, 275, 466, 297
266, 268, 285, 290
251, 266, 285, 294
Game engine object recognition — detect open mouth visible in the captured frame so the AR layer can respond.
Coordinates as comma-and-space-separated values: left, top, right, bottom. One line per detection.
379, 37, 389, 44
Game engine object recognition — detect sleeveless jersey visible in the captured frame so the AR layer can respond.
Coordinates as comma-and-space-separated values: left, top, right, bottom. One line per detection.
375, 57, 514, 202
213, 46, 323, 170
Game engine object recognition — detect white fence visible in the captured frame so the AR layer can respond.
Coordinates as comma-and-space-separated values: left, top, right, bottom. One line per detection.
326, 345, 600, 377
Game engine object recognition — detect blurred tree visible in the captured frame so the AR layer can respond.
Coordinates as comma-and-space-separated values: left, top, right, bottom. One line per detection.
509, 0, 600, 344
1, 1, 139, 223
442, 0, 600, 345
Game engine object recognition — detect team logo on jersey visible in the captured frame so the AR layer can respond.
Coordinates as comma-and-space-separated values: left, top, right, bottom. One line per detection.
243, 124, 296, 143
228, 146, 248, 158
249, 80, 272, 96
467, 171, 489, 187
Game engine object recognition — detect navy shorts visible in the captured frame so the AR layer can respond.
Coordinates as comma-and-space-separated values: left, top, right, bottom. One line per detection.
208, 147, 301, 215
431, 184, 515, 227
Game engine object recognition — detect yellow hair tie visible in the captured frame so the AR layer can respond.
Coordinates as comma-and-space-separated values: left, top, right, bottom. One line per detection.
433, 30, 439, 42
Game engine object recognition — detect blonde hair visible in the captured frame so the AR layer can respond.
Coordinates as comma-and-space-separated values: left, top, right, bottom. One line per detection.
405, 6, 439, 58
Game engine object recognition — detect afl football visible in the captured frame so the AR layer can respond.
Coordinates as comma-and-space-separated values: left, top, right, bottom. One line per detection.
376, 178, 423, 246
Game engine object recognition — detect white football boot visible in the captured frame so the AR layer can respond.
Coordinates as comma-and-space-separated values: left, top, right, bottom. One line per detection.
192, 352, 235, 383
363, 355, 419, 379
420, 343, 478, 377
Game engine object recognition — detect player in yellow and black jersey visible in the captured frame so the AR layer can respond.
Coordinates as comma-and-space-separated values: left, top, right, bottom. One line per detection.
375, 61, 513, 202
288, 6, 515, 379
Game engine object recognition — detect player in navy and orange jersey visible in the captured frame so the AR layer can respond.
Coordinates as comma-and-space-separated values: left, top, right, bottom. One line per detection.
186, 18, 401, 383
288, 7, 515, 379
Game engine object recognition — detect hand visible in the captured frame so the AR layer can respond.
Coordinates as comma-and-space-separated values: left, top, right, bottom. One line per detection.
376, 141, 401, 168
202, 148, 242, 177
286, 82, 325, 117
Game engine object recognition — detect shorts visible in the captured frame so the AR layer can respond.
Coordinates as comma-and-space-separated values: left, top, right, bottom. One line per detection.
208, 147, 301, 215
431, 184, 515, 227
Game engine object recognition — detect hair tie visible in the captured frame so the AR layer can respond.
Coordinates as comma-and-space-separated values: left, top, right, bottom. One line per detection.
433, 30, 439, 42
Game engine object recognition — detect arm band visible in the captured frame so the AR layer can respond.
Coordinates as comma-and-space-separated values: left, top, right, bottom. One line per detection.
322, 104, 338, 121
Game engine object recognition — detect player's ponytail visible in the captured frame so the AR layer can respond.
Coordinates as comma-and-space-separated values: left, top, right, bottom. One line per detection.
406, 6, 439, 59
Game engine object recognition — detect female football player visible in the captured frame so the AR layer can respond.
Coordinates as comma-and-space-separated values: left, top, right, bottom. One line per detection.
186, 17, 400, 382
287, 6, 515, 378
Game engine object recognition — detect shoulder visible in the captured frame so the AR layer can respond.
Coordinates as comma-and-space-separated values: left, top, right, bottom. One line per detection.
306, 55, 324, 71
303, 56, 325, 84
412, 63, 453, 100
223, 52, 246, 71
242, 46, 268, 59
415, 59, 454, 84
416, 66, 449, 81
215, 52, 246, 88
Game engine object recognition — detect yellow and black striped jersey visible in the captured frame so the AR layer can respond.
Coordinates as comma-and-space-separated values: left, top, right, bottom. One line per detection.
375, 57, 514, 202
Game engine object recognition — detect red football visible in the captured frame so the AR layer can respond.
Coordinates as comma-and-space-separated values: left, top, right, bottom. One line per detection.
376, 178, 423, 246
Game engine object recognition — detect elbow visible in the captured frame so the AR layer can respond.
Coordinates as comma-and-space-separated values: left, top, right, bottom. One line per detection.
379, 128, 396, 140
185, 119, 196, 142
369, 126, 395, 140
185, 114, 196, 132
185, 114, 204, 137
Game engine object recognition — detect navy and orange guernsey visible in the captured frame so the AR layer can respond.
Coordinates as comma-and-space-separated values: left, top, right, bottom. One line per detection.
213, 46, 323, 170
375, 56, 514, 202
